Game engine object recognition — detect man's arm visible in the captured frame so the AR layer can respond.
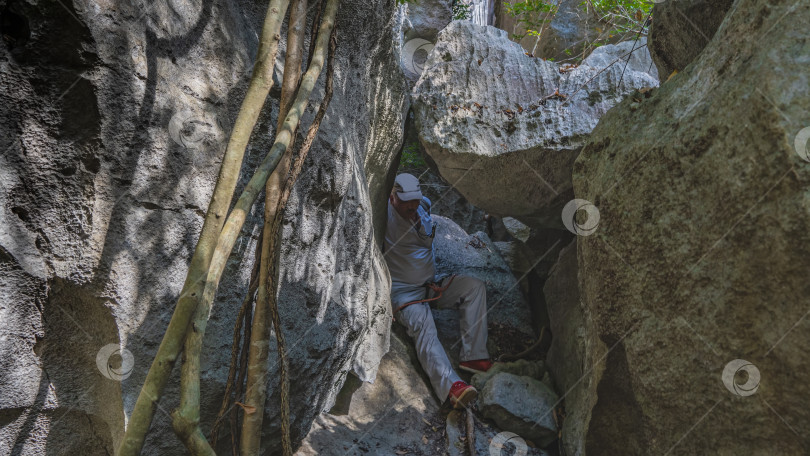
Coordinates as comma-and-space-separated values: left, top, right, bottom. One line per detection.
416, 197, 435, 238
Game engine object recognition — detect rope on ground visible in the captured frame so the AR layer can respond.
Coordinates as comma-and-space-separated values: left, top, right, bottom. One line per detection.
497, 326, 546, 362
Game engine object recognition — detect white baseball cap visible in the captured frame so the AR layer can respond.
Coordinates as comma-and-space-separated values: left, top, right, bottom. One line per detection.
393, 173, 422, 201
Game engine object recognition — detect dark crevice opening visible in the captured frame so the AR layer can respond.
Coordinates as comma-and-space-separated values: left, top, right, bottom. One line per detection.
1, 6, 31, 49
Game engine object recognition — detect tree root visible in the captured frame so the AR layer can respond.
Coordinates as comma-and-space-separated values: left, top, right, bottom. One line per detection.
117, 1, 291, 454
210, 235, 263, 451
241, 0, 309, 452
171, 0, 340, 453
466, 409, 476, 456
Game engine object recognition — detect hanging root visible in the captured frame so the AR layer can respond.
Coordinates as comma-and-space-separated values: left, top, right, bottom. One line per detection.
241, 0, 310, 451
244, 10, 338, 455
232, 296, 254, 455
117, 1, 291, 454
168, 0, 340, 454
270, 25, 338, 454
210, 236, 263, 450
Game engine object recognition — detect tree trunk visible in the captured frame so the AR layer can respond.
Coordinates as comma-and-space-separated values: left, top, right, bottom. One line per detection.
240, 0, 308, 454
171, 0, 340, 453
117, 1, 290, 454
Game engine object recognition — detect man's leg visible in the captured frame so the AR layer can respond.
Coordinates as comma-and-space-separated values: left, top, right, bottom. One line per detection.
396, 302, 461, 401
433, 275, 489, 362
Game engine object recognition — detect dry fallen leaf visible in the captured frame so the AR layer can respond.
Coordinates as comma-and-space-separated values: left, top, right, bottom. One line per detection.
422, 435, 428, 445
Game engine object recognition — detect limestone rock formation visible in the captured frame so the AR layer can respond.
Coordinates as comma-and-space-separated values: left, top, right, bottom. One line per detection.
479, 372, 558, 447
0, 0, 407, 454
397, 0, 453, 85
295, 330, 443, 455
571, 0, 810, 453
542, 239, 596, 456
445, 408, 549, 456
399, 0, 453, 44
470, 359, 545, 391
648, 0, 735, 82
412, 21, 658, 229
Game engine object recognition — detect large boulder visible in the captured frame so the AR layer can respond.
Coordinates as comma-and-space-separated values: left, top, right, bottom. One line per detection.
0, 0, 407, 454
479, 372, 559, 447
399, 0, 453, 44
295, 330, 444, 455
542, 239, 596, 456
397, 0, 453, 85
571, 0, 810, 453
412, 21, 658, 229
648, 0, 735, 82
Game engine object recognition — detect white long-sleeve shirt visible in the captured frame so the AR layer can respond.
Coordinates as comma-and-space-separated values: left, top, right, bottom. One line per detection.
384, 198, 436, 287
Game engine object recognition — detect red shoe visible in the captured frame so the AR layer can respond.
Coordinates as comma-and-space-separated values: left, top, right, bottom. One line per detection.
449, 381, 478, 409
459, 359, 494, 374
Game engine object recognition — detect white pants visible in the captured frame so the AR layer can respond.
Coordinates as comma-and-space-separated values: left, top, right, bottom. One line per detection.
392, 275, 490, 401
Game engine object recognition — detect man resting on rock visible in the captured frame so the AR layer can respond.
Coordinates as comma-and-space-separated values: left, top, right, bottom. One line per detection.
384, 173, 493, 409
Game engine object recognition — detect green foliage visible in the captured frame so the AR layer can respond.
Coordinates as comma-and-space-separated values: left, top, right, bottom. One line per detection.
503, 0, 557, 41
452, 0, 471, 21
584, 0, 654, 41
399, 141, 426, 168
397, 0, 470, 21
504, 0, 655, 61
504, 1, 559, 43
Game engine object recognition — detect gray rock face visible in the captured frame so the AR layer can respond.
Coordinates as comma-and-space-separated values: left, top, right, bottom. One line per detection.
470, 359, 545, 391
397, 0, 453, 85
0, 0, 406, 454
446, 408, 549, 456
648, 0, 734, 81
412, 21, 658, 229
571, 0, 810, 453
399, 0, 453, 44
296, 329, 444, 456
479, 372, 558, 447
468, 0, 496, 26
542, 240, 595, 456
